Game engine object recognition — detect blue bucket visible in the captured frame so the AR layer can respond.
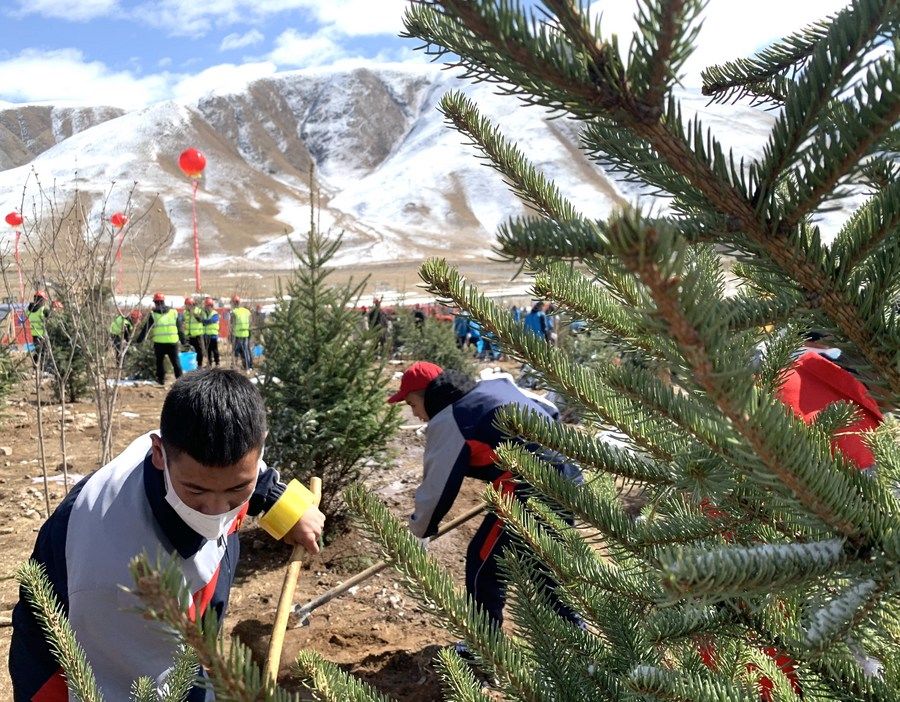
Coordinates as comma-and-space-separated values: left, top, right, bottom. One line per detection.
179, 350, 198, 372
252, 344, 264, 358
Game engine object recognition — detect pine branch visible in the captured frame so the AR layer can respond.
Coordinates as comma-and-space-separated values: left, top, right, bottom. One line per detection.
495, 405, 674, 484
439, 90, 582, 220
627, 0, 705, 107
701, 16, 833, 103
433, 648, 494, 702
162, 648, 199, 702
833, 177, 900, 279
627, 664, 757, 702
659, 538, 849, 601
16, 560, 105, 702
754, 0, 893, 194
495, 443, 728, 551
803, 577, 894, 653
532, 261, 673, 358
720, 295, 805, 332
645, 605, 736, 644
403, 0, 629, 119
130, 678, 157, 702
499, 549, 614, 701
343, 484, 544, 702
294, 651, 397, 702
780, 45, 900, 227
606, 212, 888, 544
419, 257, 693, 463
486, 484, 663, 610
128, 554, 299, 702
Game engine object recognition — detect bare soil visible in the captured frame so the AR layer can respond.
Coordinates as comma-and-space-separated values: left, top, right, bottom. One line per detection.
0, 359, 507, 701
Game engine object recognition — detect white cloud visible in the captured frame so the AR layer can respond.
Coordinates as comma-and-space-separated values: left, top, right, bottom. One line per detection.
590, 0, 856, 86
129, 0, 407, 37
219, 29, 265, 51
13, 0, 118, 21
0, 49, 278, 109
298, 0, 408, 37
268, 29, 346, 67
171, 61, 277, 101
0, 48, 169, 109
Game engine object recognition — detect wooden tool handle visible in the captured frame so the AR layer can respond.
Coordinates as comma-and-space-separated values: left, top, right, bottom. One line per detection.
294, 502, 486, 620
263, 477, 322, 686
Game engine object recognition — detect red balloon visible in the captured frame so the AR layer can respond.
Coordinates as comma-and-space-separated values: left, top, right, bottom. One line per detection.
5, 211, 23, 227
179, 148, 207, 178
110, 212, 127, 229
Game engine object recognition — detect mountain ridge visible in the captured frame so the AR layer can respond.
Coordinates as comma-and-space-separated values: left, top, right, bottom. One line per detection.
0, 63, 778, 268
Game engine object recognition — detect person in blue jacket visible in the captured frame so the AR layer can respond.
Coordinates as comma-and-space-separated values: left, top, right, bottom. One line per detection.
453, 311, 471, 349
523, 302, 549, 340
388, 362, 583, 639
10, 369, 325, 701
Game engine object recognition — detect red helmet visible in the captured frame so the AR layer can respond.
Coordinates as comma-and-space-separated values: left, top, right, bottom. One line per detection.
34, 290, 48, 300
231, 295, 241, 305
129, 309, 142, 321
184, 296, 195, 306
204, 296, 214, 307
152, 292, 165, 303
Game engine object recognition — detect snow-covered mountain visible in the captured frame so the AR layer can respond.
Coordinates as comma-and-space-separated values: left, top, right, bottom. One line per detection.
0, 63, 778, 268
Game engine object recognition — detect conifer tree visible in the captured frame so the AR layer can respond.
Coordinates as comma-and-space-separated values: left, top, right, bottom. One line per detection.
304, 1, 900, 700
260, 177, 400, 531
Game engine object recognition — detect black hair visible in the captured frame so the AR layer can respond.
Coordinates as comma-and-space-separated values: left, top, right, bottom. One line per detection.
160, 369, 266, 467
424, 369, 476, 419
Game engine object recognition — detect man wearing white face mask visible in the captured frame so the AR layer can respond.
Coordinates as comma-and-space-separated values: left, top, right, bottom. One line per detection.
10, 369, 325, 701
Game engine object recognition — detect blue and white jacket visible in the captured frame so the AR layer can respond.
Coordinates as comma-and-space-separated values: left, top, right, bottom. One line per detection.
10, 432, 288, 701
410, 375, 582, 538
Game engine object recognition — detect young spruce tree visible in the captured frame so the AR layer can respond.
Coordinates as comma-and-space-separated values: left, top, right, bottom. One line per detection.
307, 1, 900, 701
260, 177, 400, 531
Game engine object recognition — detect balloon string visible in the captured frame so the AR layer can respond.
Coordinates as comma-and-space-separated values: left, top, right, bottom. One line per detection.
14, 230, 24, 302
192, 179, 201, 293
114, 228, 127, 294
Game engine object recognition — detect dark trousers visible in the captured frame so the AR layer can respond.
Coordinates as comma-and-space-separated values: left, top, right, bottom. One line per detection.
466, 488, 581, 628
205, 336, 219, 366
154, 343, 183, 385
233, 337, 253, 370
188, 336, 205, 367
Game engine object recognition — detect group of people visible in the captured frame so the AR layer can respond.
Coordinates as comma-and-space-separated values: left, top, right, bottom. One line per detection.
19, 289, 261, 387
8, 299, 886, 700
453, 301, 560, 362
107, 293, 261, 385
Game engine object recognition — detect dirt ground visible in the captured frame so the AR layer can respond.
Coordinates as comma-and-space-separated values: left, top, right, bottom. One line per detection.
0, 357, 509, 701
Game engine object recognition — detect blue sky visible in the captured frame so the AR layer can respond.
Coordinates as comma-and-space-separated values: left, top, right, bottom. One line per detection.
0, 0, 854, 109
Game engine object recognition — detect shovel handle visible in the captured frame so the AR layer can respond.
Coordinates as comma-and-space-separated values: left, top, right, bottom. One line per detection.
294, 502, 486, 621
263, 476, 321, 686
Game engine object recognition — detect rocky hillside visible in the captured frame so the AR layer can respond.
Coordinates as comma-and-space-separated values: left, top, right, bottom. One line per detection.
0, 63, 777, 268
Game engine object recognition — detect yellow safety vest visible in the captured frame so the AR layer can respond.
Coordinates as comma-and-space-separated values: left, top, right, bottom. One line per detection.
151, 309, 179, 344
184, 306, 205, 337
27, 308, 47, 338
109, 315, 131, 336
204, 308, 220, 337
232, 307, 251, 338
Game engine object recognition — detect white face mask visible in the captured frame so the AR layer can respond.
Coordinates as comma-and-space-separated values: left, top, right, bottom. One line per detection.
159, 442, 253, 541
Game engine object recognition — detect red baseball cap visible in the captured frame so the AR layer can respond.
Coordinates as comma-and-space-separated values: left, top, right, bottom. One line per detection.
388, 361, 443, 403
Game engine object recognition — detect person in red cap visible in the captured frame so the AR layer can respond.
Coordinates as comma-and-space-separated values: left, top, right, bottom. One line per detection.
182, 296, 206, 368
389, 361, 584, 655
229, 295, 253, 371
202, 296, 221, 367
135, 293, 185, 384
25, 290, 52, 368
